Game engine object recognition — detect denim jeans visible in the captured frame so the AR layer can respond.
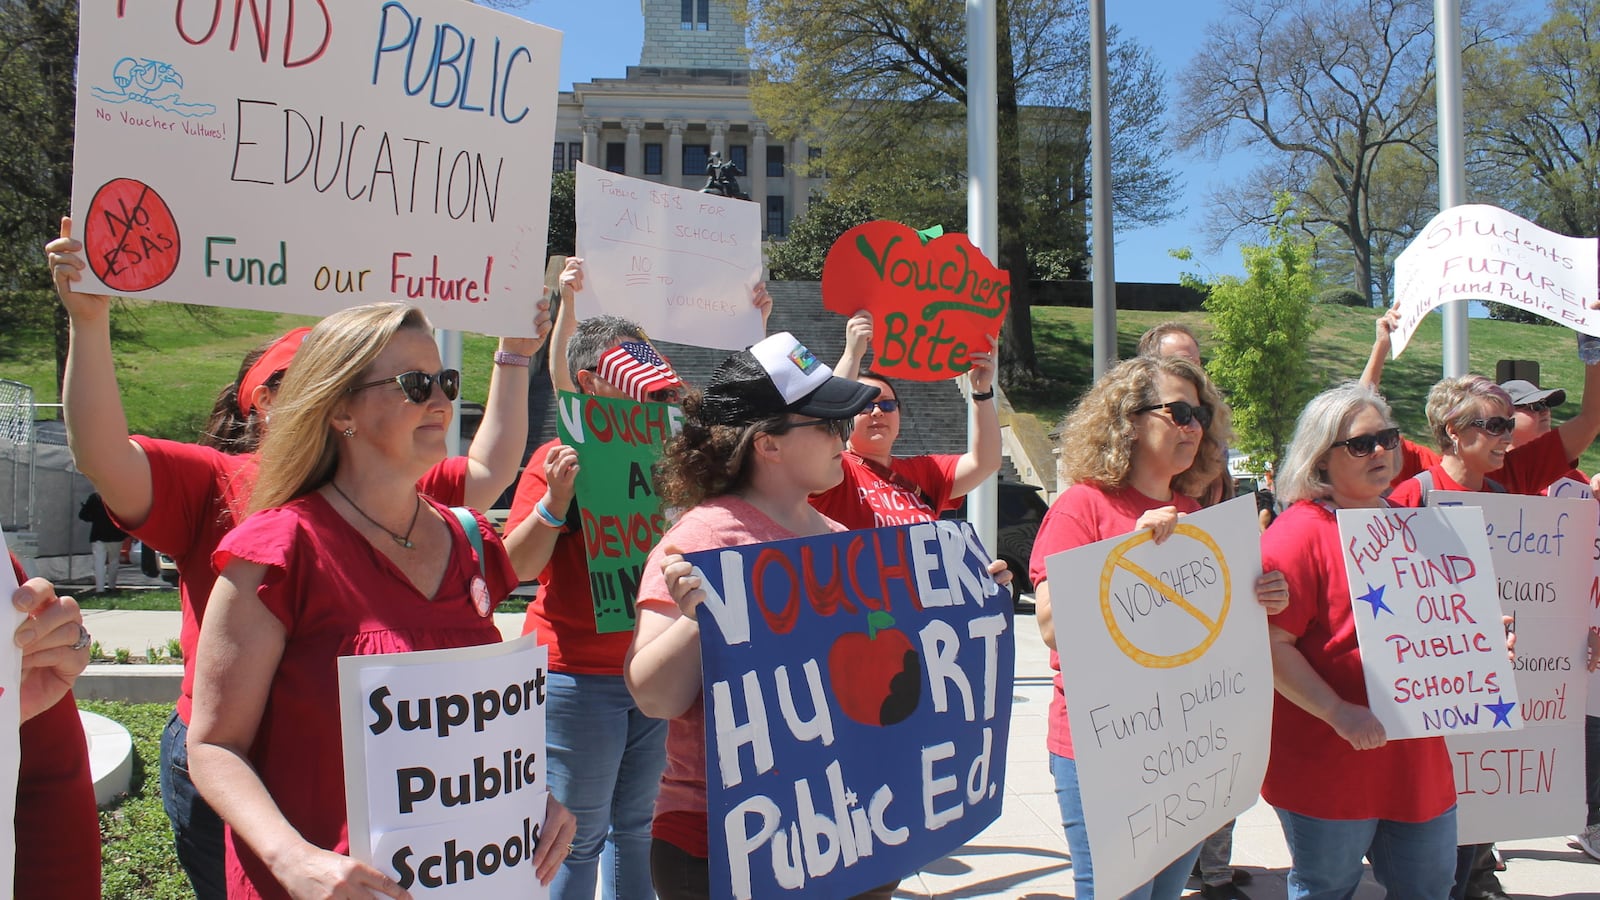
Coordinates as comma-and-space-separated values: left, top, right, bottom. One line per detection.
1275, 805, 1457, 900
546, 672, 669, 900
160, 710, 228, 900
1050, 753, 1203, 900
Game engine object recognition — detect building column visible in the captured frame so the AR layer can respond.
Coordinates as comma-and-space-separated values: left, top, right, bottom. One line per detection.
581, 119, 599, 168
789, 136, 810, 221
624, 117, 643, 177
750, 122, 768, 221
666, 119, 684, 187
710, 119, 727, 156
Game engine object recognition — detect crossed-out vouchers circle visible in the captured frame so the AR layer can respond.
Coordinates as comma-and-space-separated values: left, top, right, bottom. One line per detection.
1097, 523, 1231, 668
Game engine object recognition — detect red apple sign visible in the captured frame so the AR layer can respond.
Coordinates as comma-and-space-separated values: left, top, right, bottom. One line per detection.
821, 220, 1009, 382
827, 610, 922, 727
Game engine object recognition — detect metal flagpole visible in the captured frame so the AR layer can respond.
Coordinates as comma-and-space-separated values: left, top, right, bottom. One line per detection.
1435, 0, 1469, 376
966, 0, 999, 553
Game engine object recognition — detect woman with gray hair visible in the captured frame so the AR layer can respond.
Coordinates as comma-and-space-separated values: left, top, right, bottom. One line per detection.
1263, 382, 1467, 898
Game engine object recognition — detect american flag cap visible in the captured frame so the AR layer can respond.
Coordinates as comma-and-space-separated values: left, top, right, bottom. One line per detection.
597, 341, 684, 403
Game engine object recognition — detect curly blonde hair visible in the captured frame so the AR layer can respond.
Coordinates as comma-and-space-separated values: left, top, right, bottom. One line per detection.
1057, 355, 1232, 497
1425, 375, 1512, 452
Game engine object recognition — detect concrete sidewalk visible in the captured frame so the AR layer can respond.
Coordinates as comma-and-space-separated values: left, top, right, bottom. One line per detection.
75, 605, 1600, 898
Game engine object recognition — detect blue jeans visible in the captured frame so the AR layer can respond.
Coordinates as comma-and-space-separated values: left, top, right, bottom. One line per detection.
1050, 753, 1203, 900
1276, 806, 1457, 900
160, 710, 228, 900
547, 672, 668, 900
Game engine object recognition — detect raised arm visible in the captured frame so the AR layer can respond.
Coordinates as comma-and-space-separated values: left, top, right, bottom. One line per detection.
1358, 308, 1400, 392
46, 217, 156, 527
950, 334, 1003, 499
625, 547, 706, 719
458, 291, 552, 510
1556, 336, 1600, 462
500, 446, 578, 581
752, 281, 773, 333
549, 257, 583, 395
834, 311, 872, 380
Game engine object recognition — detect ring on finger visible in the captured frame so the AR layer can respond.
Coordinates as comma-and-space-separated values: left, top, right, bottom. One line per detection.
70, 624, 92, 652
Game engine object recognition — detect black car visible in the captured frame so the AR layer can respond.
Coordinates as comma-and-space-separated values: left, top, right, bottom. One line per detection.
942, 480, 1050, 608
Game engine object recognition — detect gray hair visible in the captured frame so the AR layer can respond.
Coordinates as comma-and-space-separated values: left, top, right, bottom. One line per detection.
567, 315, 647, 383
1278, 383, 1396, 505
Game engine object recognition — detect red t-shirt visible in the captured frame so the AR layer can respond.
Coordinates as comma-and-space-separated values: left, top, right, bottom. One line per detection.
11, 556, 101, 899
634, 495, 844, 858
1026, 483, 1201, 760
114, 438, 468, 723
1392, 438, 1442, 487
808, 452, 960, 530
209, 493, 514, 900
1386, 428, 1572, 506
506, 439, 633, 674
1260, 501, 1457, 821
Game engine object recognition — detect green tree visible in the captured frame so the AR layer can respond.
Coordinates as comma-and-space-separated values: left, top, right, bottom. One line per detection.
766, 193, 873, 280
1194, 201, 1320, 473
546, 170, 576, 258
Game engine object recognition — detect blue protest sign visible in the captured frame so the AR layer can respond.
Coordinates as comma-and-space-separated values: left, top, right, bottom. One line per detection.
687, 520, 1013, 900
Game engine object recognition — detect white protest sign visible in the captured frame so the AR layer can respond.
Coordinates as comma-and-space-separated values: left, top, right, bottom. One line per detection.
1546, 477, 1600, 717
1, 533, 23, 895
1043, 496, 1271, 900
340, 634, 550, 897
1390, 205, 1599, 357
71, 1, 561, 336
1336, 506, 1519, 739
573, 162, 763, 349
1430, 490, 1594, 842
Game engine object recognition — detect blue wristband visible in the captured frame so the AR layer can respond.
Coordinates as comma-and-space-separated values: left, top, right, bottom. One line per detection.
535, 498, 566, 528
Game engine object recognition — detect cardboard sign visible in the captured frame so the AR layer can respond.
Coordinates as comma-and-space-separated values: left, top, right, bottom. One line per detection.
1336, 506, 1520, 739
71, 2, 562, 336
339, 635, 550, 898
1042, 497, 1271, 899
820, 221, 1009, 381
688, 521, 1012, 900
553, 390, 682, 633
1391, 205, 1599, 357
1, 534, 23, 895
1431, 490, 1594, 842
573, 162, 763, 350
1546, 477, 1600, 717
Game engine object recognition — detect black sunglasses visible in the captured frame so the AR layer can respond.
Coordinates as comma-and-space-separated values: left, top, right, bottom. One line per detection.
1331, 427, 1401, 457
348, 369, 461, 404
1133, 400, 1213, 429
1516, 400, 1554, 413
1467, 416, 1516, 436
774, 417, 854, 440
862, 399, 900, 414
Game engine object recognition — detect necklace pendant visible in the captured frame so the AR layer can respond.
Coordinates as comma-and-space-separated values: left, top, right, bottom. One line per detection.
396, 537, 414, 549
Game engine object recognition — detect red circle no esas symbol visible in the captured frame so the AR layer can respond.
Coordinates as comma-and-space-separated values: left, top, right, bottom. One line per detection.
84, 178, 181, 292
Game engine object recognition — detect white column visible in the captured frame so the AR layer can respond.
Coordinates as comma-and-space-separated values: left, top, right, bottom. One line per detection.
624, 118, 643, 177
667, 119, 684, 187
750, 122, 768, 219
581, 119, 599, 168
710, 120, 727, 156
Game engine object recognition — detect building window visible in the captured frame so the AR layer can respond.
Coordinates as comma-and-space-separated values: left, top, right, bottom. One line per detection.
681, 0, 709, 29
729, 145, 747, 175
605, 141, 626, 173
567, 142, 582, 170
644, 143, 663, 175
767, 196, 786, 238
766, 145, 785, 177
807, 146, 824, 177
552, 142, 565, 173
683, 144, 710, 178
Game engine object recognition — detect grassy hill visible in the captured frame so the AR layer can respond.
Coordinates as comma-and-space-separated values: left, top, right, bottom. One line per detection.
4, 296, 1598, 474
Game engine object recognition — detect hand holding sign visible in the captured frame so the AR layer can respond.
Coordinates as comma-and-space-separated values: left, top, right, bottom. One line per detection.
821, 222, 1009, 381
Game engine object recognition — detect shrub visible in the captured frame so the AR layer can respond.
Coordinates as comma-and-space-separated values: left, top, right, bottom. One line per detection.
1317, 287, 1369, 307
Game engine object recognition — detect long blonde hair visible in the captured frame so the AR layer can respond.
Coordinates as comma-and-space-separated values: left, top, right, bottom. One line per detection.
1057, 355, 1232, 498
250, 303, 432, 512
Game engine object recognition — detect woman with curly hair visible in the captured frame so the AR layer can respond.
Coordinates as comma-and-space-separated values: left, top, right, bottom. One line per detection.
1027, 354, 1288, 900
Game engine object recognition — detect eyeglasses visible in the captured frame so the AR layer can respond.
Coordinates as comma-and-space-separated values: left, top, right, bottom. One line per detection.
1133, 400, 1213, 429
774, 417, 854, 440
1516, 400, 1553, 413
348, 369, 461, 404
1330, 427, 1401, 457
862, 399, 900, 414
1466, 416, 1516, 436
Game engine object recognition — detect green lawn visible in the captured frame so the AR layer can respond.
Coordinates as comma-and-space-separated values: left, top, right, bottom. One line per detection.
77, 700, 192, 900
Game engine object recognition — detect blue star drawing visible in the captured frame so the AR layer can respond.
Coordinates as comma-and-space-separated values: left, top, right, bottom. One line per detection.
1486, 695, 1516, 728
1355, 582, 1393, 618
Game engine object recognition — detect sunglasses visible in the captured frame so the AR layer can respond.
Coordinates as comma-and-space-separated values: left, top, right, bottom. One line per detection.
775, 417, 854, 440
1133, 400, 1213, 429
1466, 416, 1516, 436
1331, 427, 1401, 457
348, 369, 461, 404
862, 399, 900, 414
1516, 400, 1554, 413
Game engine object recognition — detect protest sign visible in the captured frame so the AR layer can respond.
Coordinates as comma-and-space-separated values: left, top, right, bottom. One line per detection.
688, 521, 1012, 900
1390, 205, 1599, 357
1042, 496, 1271, 899
820, 221, 1009, 382
553, 390, 681, 632
1430, 490, 1594, 842
340, 634, 550, 897
1547, 477, 1600, 717
573, 163, 763, 349
1, 533, 23, 895
1336, 506, 1519, 739
70, 1, 561, 336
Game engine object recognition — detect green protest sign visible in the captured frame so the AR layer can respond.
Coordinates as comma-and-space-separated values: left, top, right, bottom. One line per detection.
554, 391, 681, 633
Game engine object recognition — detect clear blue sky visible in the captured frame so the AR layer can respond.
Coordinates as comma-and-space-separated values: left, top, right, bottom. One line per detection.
506, 0, 1537, 285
